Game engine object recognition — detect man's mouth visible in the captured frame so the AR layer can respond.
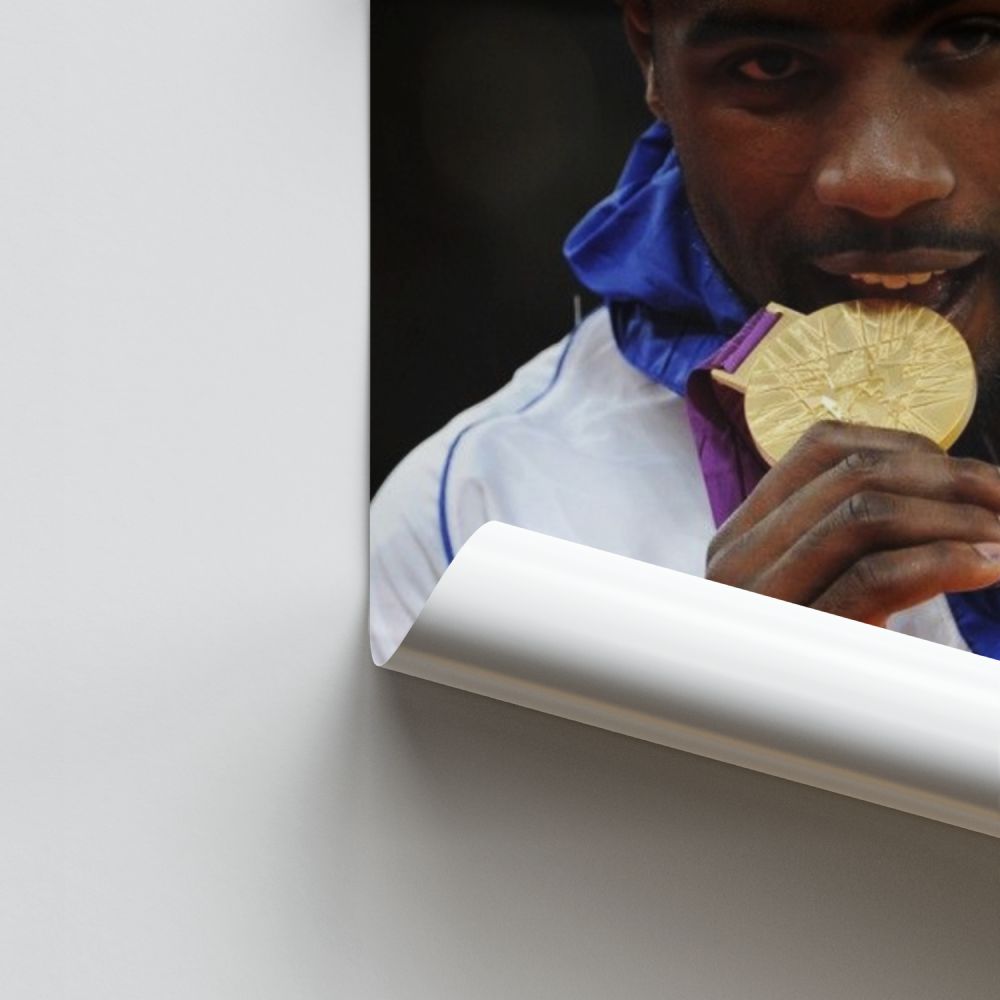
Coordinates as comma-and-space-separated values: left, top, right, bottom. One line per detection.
810, 249, 986, 327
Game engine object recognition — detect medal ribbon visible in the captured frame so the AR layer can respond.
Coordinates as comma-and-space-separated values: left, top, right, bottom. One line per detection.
683, 307, 778, 525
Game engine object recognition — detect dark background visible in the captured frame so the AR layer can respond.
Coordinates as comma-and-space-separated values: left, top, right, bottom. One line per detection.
371, 0, 652, 493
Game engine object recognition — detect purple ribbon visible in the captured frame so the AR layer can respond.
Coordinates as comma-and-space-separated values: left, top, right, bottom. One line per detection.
684, 307, 781, 527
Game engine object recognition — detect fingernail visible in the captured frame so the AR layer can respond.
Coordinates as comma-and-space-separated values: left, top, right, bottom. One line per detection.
974, 542, 1000, 562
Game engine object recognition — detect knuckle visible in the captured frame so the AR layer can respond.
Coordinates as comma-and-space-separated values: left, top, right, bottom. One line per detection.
797, 420, 843, 455
878, 427, 941, 454
844, 490, 894, 527
841, 448, 882, 473
904, 431, 944, 455
839, 448, 885, 480
847, 550, 897, 594
946, 456, 994, 493
803, 419, 842, 442
946, 457, 974, 487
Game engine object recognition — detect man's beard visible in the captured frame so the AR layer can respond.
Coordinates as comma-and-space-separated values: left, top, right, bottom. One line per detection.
766, 219, 1000, 316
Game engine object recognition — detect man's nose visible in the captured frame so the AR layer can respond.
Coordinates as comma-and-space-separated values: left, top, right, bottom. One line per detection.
813, 103, 955, 220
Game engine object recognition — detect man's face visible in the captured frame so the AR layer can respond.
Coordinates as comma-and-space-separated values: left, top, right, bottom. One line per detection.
642, 0, 1000, 376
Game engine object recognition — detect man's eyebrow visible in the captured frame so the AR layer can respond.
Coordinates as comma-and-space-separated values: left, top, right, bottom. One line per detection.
682, 0, 968, 50
682, 12, 829, 50
881, 0, 964, 37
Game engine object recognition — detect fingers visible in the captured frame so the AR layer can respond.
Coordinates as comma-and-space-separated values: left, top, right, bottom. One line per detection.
710, 448, 1000, 586
715, 421, 941, 543
751, 492, 1000, 605
811, 541, 1000, 627
705, 420, 1000, 627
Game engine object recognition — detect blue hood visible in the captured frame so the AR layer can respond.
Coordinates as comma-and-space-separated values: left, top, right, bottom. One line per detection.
564, 121, 752, 395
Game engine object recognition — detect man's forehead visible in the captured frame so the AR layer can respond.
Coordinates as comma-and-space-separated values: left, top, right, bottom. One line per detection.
662, 0, 971, 39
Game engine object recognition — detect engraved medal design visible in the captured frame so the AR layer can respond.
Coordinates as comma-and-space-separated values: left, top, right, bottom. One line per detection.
712, 300, 978, 466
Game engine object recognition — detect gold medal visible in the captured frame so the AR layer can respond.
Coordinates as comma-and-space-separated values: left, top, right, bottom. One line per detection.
712, 300, 977, 466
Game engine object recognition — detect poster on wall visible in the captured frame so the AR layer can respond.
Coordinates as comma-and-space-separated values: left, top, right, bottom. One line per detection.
369, 0, 1000, 837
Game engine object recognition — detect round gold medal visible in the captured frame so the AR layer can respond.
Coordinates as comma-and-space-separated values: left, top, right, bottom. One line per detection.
712, 300, 978, 466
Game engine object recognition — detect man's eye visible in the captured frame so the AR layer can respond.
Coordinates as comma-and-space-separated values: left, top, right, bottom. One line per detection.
924, 22, 1000, 61
733, 49, 806, 82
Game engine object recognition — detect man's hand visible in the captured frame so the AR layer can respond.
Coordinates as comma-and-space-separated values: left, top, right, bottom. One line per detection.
706, 421, 1000, 626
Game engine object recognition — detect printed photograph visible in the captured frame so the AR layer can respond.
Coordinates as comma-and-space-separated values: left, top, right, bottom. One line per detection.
371, 0, 1000, 664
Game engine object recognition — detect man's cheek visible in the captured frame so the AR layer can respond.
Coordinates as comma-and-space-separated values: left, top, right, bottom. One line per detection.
689, 192, 765, 291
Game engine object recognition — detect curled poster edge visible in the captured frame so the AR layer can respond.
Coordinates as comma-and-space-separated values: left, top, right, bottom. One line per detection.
378, 521, 1000, 839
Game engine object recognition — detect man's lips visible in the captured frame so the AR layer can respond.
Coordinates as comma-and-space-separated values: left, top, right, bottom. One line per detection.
812, 248, 985, 276
808, 249, 986, 321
